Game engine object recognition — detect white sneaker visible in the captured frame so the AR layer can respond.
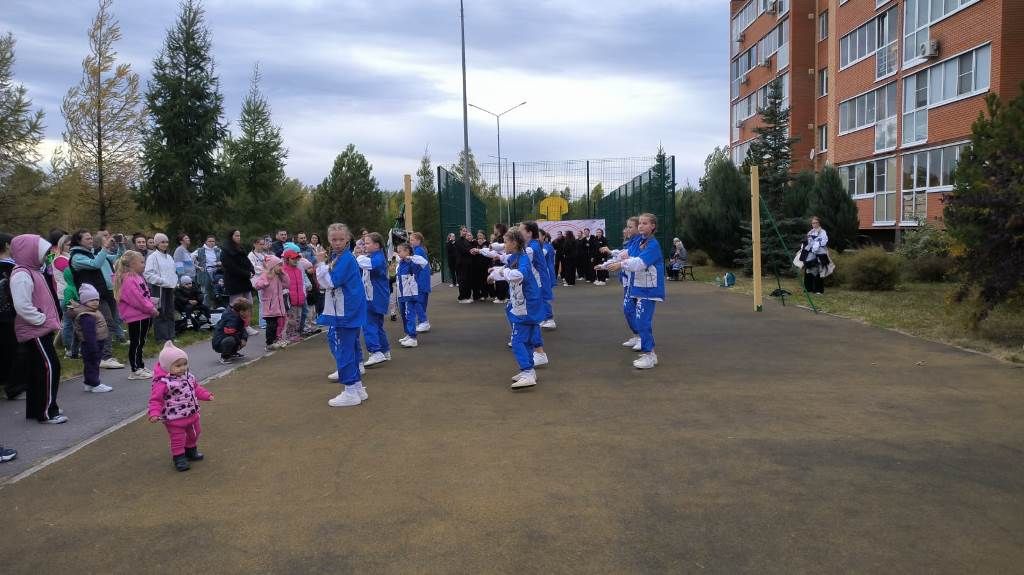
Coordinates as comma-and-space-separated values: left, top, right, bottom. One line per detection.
83, 383, 113, 393
127, 369, 149, 380
383, 351, 392, 361
533, 352, 549, 366
540, 319, 556, 329
327, 387, 362, 407
364, 351, 387, 367
510, 371, 537, 389
416, 322, 431, 332
632, 340, 642, 351
633, 352, 658, 369
458, 299, 473, 304
328, 370, 339, 382
246, 326, 260, 336
401, 337, 418, 348
595, 281, 606, 286
99, 358, 125, 369
140, 368, 153, 377
622, 336, 640, 348
357, 385, 368, 401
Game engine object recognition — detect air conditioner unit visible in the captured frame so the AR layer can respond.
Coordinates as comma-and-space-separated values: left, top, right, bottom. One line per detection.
740, 73, 750, 84
806, 123, 815, 131
766, 0, 778, 14
734, 120, 744, 129
759, 57, 771, 68
919, 39, 940, 58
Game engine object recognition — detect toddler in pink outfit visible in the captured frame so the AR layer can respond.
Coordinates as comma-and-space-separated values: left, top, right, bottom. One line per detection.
148, 341, 214, 472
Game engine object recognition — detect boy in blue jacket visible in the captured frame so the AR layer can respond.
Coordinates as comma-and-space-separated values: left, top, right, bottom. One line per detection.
315, 224, 369, 407
212, 298, 251, 364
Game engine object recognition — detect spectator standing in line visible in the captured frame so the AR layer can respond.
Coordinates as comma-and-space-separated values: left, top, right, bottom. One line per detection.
246, 236, 268, 331
51, 235, 79, 358
132, 233, 149, 258
445, 232, 458, 287
0, 233, 27, 400
455, 227, 475, 303
221, 229, 255, 307
145, 233, 179, 344
172, 233, 194, 280
592, 229, 609, 285
270, 229, 288, 258
193, 234, 221, 309
115, 250, 157, 380
68, 229, 124, 369
67, 283, 113, 393
561, 231, 577, 286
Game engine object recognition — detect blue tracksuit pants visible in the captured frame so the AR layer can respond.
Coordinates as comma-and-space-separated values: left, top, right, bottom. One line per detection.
510, 322, 541, 371
328, 326, 361, 386
622, 290, 638, 335
415, 293, 429, 324
632, 298, 656, 352
400, 300, 421, 338
364, 311, 390, 353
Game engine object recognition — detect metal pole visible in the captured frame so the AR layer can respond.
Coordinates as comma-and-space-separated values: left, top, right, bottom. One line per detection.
751, 165, 763, 313
460, 0, 472, 230
512, 162, 516, 223
496, 116, 502, 210
586, 160, 591, 218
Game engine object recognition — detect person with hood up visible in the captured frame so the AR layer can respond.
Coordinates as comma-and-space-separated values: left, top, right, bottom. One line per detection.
10, 235, 66, 423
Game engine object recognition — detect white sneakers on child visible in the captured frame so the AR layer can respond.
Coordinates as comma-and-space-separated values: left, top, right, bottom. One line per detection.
99, 358, 125, 369
127, 368, 152, 380
511, 370, 537, 389
246, 326, 260, 336
633, 352, 658, 369
532, 352, 549, 366
622, 336, 640, 348
540, 319, 557, 329
594, 280, 606, 286
328, 384, 366, 407
458, 299, 473, 304
328, 370, 339, 382
400, 337, 418, 348
360, 362, 366, 374
415, 322, 431, 333
364, 351, 387, 366
83, 383, 113, 393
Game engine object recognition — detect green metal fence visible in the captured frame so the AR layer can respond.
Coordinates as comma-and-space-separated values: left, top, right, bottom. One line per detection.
597, 154, 676, 257
437, 166, 487, 283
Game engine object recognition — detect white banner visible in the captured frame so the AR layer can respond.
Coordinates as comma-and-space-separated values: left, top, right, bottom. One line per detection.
538, 219, 607, 238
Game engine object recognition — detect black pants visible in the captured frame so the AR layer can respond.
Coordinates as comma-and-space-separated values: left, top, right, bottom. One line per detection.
127, 318, 151, 372
0, 322, 26, 399
265, 316, 280, 346
448, 257, 458, 284
582, 258, 595, 282
457, 263, 473, 300
215, 336, 241, 358
562, 257, 576, 285
493, 280, 509, 301
179, 303, 211, 330
596, 265, 609, 282
804, 254, 829, 294
24, 335, 61, 421
154, 286, 176, 342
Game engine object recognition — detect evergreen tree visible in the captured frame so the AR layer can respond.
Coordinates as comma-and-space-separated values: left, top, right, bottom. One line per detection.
743, 78, 798, 216
697, 154, 749, 266
451, 147, 482, 192
59, 0, 144, 229
312, 144, 385, 235
223, 64, 291, 240
945, 87, 1024, 327
137, 0, 227, 239
412, 150, 440, 254
0, 32, 44, 175
810, 166, 859, 252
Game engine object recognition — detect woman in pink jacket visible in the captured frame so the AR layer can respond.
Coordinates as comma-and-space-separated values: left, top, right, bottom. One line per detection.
251, 254, 286, 350
115, 251, 158, 380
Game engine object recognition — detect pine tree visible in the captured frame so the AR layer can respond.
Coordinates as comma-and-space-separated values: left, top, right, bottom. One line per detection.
59, 0, 144, 229
0, 32, 44, 175
743, 78, 798, 217
944, 87, 1024, 327
698, 154, 749, 266
137, 0, 227, 239
412, 149, 440, 254
810, 166, 859, 252
223, 64, 291, 240
312, 144, 385, 235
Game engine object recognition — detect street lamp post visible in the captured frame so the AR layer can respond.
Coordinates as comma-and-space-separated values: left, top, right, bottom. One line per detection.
469, 101, 527, 224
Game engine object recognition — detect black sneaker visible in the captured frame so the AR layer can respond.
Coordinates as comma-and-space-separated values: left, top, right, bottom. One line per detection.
218, 356, 233, 365
185, 446, 204, 461
0, 446, 17, 462
173, 454, 190, 472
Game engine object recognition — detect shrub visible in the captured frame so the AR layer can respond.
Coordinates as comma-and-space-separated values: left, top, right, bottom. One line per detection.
907, 254, 953, 282
845, 247, 901, 291
689, 249, 709, 266
896, 222, 951, 260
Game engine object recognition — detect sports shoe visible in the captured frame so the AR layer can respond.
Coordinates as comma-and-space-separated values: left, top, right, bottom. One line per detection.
359, 362, 366, 375
540, 319, 557, 329
364, 351, 387, 367
510, 371, 537, 389
533, 351, 549, 367
633, 352, 658, 369
185, 446, 204, 461
383, 351, 392, 361
632, 340, 642, 351
127, 369, 150, 380
246, 326, 260, 336
416, 322, 431, 332
401, 337, 418, 348
328, 387, 362, 407
218, 357, 234, 365
356, 385, 368, 401
458, 299, 473, 304
273, 340, 288, 349
64, 351, 80, 360
99, 358, 125, 369
622, 336, 640, 348
83, 383, 113, 393
40, 415, 69, 424
140, 368, 153, 377
594, 281, 606, 286
0, 446, 17, 462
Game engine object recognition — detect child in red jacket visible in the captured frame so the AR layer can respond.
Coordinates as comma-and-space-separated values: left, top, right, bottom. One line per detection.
148, 341, 214, 472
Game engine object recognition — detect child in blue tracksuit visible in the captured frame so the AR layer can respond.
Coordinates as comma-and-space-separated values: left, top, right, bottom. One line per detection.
358, 232, 391, 367
315, 224, 369, 407
487, 229, 544, 389
395, 243, 429, 348
519, 222, 550, 366
599, 216, 641, 349
539, 230, 557, 328
603, 213, 664, 370
409, 232, 431, 332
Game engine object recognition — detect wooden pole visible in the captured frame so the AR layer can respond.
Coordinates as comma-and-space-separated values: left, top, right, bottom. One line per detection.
751, 165, 763, 312
403, 174, 414, 232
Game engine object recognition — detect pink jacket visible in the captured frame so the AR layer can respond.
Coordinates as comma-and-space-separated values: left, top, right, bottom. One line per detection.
251, 256, 286, 318
117, 272, 157, 323
281, 263, 306, 307
148, 363, 212, 421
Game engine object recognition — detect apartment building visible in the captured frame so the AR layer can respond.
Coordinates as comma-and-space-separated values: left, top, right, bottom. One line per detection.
730, 0, 1023, 243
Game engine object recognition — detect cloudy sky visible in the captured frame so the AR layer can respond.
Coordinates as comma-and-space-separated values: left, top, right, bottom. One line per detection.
4, 0, 728, 191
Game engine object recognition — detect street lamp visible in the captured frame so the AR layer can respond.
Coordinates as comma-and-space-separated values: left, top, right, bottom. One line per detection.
469, 100, 527, 222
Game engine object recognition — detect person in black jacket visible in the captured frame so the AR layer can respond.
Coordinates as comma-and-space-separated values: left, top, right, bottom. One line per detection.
220, 229, 254, 305
212, 298, 251, 363
445, 233, 458, 287
576, 229, 591, 282
472, 231, 491, 300
454, 227, 475, 303
591, 228, 610, 285
561, 231, 577, 286
0, 232, 26, 400
174, 276, 211, 332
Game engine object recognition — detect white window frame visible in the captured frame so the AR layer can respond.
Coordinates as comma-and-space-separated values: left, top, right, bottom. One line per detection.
838, 82, 896, 136
903, 0, 982, 68
818, 10, 828, 41
818, 124, 828, 152
902, 43, 992, 147
818, 68, 828, 98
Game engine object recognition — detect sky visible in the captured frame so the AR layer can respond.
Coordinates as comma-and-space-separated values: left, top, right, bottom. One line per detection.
4, 0, 729, 192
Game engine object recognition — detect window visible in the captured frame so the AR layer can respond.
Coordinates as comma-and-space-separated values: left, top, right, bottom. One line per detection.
819, 11, 828, 40
731, 140, 753, 166
818, 125, 828, 152
900, 143, 966, 222
839, 83, 896, 134
902, 44, 992, 145
839, 158, 897, 223
840, 7, 897, 74
818, 68, 828, 97
875, 8, 899, 79
904, 0, 981, 64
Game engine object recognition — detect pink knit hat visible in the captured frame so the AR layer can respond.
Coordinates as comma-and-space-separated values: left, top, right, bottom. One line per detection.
158, 340, 188, 371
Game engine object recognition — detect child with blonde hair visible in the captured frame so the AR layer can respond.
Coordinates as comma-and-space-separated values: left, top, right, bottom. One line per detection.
115, 250, 158, 379
251, 255, 287, 350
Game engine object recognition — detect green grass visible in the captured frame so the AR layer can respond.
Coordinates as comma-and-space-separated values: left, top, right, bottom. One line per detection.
57, 329, 213, 380
691, 263, 1024, 364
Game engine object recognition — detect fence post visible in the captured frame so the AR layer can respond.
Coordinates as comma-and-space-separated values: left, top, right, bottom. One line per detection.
751, 165, 763, 313
512, 162, 517, 223
404, 174, 413, 232
586, 160, 591, 218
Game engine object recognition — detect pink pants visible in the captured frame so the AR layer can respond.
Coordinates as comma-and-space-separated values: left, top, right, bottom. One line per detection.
164, 413, 202, 456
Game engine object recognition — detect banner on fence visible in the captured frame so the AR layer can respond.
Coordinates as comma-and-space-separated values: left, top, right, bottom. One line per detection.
538, 219, 607, 238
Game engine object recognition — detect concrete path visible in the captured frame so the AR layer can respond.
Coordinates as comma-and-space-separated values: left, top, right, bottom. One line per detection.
1, 280, 1022, 573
